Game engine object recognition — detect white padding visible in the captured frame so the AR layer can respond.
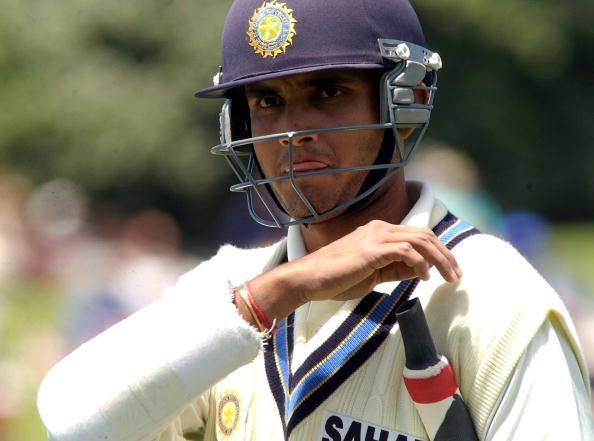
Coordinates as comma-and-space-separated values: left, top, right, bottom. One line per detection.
403, 355, 449, 379
395, 108, 430, 125
392, 88, 414, 104
392, 61, 426, 86
38, 272, 261, 441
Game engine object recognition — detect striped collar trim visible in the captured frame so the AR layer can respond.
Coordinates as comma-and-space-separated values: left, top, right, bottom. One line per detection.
265, 213, 479, 438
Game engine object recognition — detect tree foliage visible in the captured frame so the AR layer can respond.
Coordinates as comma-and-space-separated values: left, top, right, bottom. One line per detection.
416, 0, 594, 217
1, 0, 592, 245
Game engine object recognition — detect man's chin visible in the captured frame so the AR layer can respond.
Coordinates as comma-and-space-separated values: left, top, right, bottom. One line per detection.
282, 201, 350, 225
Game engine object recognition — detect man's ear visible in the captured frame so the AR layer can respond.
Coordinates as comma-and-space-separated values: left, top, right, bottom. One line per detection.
396, 83, 430, 141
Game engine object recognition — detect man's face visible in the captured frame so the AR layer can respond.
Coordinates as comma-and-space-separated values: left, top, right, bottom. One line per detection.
245, 69, 384, 221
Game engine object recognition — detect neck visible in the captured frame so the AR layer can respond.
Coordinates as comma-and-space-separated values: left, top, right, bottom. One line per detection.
300, 174, 414, 253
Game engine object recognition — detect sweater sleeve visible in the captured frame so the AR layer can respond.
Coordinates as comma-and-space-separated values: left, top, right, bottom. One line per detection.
485, 320, 594, 441
37, 250, 262, 441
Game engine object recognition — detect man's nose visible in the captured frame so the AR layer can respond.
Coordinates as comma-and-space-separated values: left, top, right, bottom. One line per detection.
280, 131, 319, 147
279, 105, 320, 147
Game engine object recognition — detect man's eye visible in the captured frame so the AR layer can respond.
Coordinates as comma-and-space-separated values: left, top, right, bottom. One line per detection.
259, 96, 281, 108
320, 87, 344, 99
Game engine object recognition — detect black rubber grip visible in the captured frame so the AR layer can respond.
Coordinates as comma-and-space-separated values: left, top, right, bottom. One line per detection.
395, 298, 440, 370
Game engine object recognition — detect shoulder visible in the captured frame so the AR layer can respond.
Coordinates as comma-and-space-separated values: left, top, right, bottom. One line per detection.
424, 232, 560, 343
453, 231, 535, 271
450, 232, 561, 309
175, 238, 287, 291
426, 232, 569, 348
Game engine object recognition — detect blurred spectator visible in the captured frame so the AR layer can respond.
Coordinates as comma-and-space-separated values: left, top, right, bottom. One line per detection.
59, 208, 198, 347
496, 211, 579, 310
0, 170, 32, 285
0, 176, 204, 439
407, 141, 502, 233
215, 196, 286, 248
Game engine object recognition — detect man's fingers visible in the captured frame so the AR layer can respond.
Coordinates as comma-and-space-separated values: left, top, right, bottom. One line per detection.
411, 230, 459, 280
382, 261, 433, 283
379, 231, 460, 282
419, 229, 462, 277
374, 243, 426, 281
307, 222, 463, 302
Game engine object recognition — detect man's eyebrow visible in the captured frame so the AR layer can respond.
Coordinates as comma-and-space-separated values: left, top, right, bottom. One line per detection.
303, 73, 355, 88
245, 86, 278, 99
245, 73, 358, 98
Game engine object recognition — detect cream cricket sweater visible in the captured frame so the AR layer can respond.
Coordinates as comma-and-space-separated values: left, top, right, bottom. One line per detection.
38, 183, 592, 441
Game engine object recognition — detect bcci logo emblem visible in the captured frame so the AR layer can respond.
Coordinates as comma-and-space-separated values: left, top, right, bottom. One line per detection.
248, 1, 297, 58
216, 391, 241, 438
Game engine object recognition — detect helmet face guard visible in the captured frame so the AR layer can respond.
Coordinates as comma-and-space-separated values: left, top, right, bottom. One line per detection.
211, 39, 442, 228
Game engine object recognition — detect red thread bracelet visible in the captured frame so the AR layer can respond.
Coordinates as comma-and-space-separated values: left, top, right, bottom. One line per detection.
244, 282, 273, 330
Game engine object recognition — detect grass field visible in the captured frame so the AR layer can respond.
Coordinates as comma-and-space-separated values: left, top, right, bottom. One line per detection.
551, 224, 594, 299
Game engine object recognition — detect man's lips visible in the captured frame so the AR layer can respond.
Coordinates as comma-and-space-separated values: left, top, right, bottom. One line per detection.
284, 161, 329, 174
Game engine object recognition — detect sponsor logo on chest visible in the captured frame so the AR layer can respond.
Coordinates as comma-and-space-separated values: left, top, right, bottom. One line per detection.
318, 412, 425, 441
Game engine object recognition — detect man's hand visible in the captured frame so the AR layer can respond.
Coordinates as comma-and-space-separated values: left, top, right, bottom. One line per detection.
245, 220, 462, 324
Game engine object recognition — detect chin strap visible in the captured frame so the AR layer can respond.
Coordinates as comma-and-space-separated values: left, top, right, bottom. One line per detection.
344, 128, 396, 214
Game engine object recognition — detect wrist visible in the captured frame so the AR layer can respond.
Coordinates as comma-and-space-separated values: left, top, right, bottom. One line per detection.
247, 263, 307, 322
232, 283, 277, 337
231, 282, 257, 329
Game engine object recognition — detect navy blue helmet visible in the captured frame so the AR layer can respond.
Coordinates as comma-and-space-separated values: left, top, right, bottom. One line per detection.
196, 0, 442, 228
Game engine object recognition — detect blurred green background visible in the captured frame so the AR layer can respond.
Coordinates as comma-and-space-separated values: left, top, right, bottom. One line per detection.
0, 0, 593, 439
